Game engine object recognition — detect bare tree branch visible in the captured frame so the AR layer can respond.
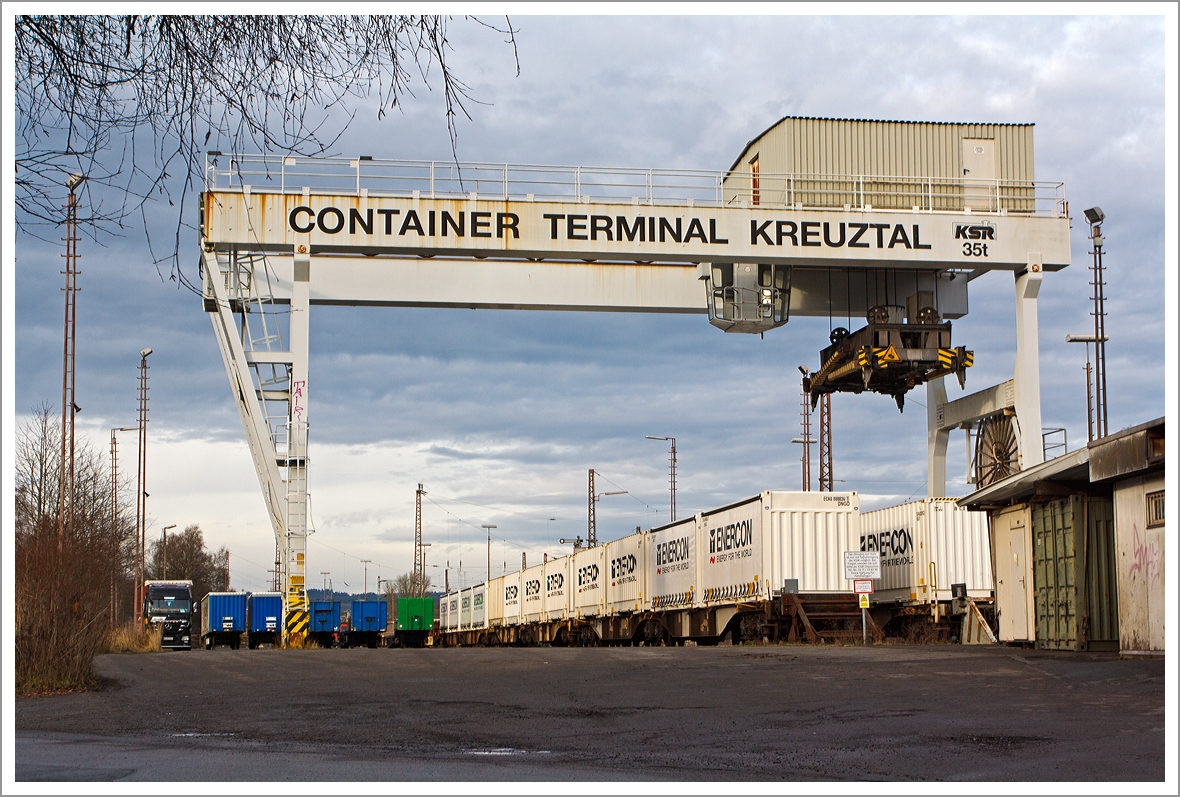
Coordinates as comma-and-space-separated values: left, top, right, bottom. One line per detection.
15, 15, 520, 291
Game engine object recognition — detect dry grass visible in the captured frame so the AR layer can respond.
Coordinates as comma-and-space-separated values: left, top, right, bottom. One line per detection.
274, 634, 321, 650
104, 623, 162, 654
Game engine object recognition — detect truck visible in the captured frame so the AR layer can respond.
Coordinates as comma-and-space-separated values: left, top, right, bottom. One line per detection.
346, 600, 388, 648
246, 592, 283, 649
201, 591, 247, 650
387, 596, 435, 648
142, 580, 194, 650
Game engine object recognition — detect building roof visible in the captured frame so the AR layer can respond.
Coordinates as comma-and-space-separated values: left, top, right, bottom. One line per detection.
727, 115, 1036, 174
957, 446, 1090, 510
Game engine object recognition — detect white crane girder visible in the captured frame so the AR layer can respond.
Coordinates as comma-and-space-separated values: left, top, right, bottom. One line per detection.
202, 190, 1070, 273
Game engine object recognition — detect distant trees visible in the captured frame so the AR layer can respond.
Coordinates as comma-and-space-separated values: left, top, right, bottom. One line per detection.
384, 571, 431, 625
15, 406, 134, 692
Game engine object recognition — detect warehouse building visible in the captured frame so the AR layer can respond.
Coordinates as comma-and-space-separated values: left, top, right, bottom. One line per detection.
960, 417, 1164, 655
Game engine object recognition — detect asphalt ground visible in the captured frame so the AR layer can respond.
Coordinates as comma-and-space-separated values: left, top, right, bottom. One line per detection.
14, 643, 1166, 783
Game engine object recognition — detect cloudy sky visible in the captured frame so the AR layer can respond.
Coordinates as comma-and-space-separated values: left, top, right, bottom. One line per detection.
9, 11, 1172, 595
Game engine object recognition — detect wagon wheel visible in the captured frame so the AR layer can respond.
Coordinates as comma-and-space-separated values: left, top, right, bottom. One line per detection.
974, 414, 1020, 487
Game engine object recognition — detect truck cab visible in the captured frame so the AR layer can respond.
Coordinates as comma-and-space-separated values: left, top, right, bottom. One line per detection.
143, 580, 194, 650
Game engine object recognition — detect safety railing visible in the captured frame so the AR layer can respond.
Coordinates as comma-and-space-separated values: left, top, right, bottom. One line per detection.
204, 153, 1067, 216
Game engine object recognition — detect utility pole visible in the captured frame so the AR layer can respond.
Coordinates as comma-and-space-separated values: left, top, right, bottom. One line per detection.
110, 425, 136, 627
482, 525, 496, 586
134, 348, 152, 625
58, 173, 84, 551
817, 394, 833, 492
361, 559, 371, 596
588, 470, 626, 545
160, 524, 176, 579
587, 469, 596, 547
414, 483, 425, 596
793, 378, 814, 491
1084, 207, 1109, 439
645, 436, 677, 522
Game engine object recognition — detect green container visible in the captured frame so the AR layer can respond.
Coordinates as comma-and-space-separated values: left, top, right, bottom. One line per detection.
1032, 496, 1119, 651
397, 597, 435, 632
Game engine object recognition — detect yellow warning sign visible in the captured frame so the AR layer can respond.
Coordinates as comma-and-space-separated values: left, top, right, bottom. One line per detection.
859, 593, 870, 608
879, 344, 901, 363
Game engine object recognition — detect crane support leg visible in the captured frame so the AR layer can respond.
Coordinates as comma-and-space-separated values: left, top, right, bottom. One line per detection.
1014, 259, 1044, 471
927, 377, 949, 498
285, 249, 311, 641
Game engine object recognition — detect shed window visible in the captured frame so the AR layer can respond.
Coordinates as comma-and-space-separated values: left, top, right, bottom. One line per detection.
750, 155, 760, 206
1146, 490, 1164, 528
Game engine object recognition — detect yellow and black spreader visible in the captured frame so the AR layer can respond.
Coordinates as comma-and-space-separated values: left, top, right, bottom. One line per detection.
804, 303, 973, 412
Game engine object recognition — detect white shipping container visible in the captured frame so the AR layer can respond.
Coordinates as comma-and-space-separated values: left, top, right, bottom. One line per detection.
472, 583, 486, 628
459, 588, 473, 629
544, 557, 570, 620
861, 498, 993, 603
521, 564, 545, 622
762, 491, 862, 594
572, 547, 606, 618
487, 576, 505, 626
647, 517, 697, 610
500, 571, 522, 626
701, 497, 764, 604
604, 532, 645, 614
440, 591, 451, 631
446, 593, 459, 632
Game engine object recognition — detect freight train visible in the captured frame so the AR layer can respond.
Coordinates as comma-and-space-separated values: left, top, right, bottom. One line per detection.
438, 493, 995, 646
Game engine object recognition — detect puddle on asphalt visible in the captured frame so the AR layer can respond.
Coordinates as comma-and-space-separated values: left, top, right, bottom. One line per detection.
170, 732, 238, 737
467, 748, 551, 756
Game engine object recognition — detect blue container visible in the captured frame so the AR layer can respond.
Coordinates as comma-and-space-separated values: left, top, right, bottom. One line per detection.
248, 592, 283, 634
350, 600, 388, 633
202, 592, 247, 635
310, 601, 341, 633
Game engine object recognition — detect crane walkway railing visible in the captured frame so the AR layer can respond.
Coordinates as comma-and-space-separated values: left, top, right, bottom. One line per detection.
205, 153, 1067, 217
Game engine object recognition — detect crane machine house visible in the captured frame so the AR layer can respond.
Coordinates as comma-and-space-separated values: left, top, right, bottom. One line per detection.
200, 116, 1066, 642
439, 491, 993, 646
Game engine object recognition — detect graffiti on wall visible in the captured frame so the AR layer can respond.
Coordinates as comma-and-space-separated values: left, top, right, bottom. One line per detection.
1127, 524, 1162, 587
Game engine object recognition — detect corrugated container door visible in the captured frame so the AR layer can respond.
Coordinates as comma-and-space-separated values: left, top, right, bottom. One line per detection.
439, 593, 450, 631
488, 577, 505, 626
1033, 498, 1078, 650
764, 492, 861, 592
1082, 497, 1120, 650
605, 532, 645, 613
448, 594, 459, 631
926, 500, 993, 601
572, 547, 606, 617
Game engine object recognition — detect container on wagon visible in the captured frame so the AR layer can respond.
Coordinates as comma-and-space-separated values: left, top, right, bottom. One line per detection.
604, 531, 645, 614
350, 600, 388, 633
860, 498, 993, 605
500, 571, 522, 626
521, 564, 545, 623
396, 597, 434, 632
572, 546, 606, 618
459, 588, 473, 629
202, 591, 248, 635
543, 556, 570, 620
472, 583, 487, 629
648, 516, 698, 611
487, 576, 505, 626
310, 600, 341, 633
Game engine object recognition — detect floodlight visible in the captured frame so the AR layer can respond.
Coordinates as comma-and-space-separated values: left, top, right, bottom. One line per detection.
140, 347, 153, 358
66, 173, 84, 191
1083, 207, 1105, 225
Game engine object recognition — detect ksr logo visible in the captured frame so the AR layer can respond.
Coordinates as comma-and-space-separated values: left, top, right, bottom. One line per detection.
504, 585, 519, 600
578, 564, 600, 586
525, 579, 541, 597
546, 573, 564, 591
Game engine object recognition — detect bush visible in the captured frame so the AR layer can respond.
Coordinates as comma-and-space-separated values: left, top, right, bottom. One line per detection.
104, 623, 162, 654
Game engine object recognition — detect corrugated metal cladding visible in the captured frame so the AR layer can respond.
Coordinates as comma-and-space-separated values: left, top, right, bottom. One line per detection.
1032, 496, 1119, 651
732, 117, 1035, 178
724, 116, 1035, 211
